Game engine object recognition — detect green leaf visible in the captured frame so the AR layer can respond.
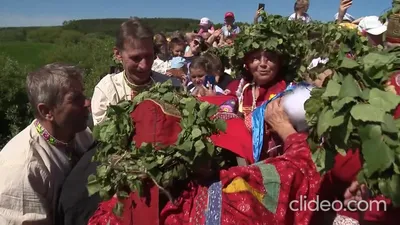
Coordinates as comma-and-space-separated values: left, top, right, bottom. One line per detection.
163, 92, 174, 102
362, 52, 396, 72
178, 140, 193, 151
317, 108, 343, 136
215, 119, 227, 132
336, 147, 347, 156
194, 140, 206, 152
207, 106, 218, 117
359, 125, 382, 140
361, 89, 370, 100
322, 80, 340, 98
185, 98, 197, 112
362, 138, 394, 177
350, 104, 385, 122
387, 175, 400, 207
331, 97, 355, 112
113, 201, 124, 217
382, 114, 398, 134
340, 57, 359, 69
87, 175, 101, 196
252, 42, 260, 49
191, 128, 202, 139
369, 88, 400, 112
158, 87, 167, 94
338, 75, 362, 98
304, 97, 323, 114
199, 102, 210, 110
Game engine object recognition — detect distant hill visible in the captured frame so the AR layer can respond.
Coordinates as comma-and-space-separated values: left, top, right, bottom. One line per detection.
0, 18, 206, 42
62, 18, 201, 36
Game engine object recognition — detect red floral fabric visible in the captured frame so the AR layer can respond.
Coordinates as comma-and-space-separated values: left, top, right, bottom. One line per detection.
161, 133, 321, 225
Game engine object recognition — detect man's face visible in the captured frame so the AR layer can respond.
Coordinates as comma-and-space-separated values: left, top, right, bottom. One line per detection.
115, 38, 155, 84
52, 79, 90, 134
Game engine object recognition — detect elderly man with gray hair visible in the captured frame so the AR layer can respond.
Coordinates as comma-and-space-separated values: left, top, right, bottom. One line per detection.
0, 63, 94, 225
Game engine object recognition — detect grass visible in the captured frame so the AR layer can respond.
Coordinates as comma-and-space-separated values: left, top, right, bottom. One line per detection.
0, 41, 56, 69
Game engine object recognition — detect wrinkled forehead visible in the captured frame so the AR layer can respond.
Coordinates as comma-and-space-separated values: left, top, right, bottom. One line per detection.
122, 38, 154, 56
123, 37, 154, 51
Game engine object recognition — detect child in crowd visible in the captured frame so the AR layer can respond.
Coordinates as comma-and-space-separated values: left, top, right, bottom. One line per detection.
166, 56, 188, 85
200, 52, 234, 90
198, 17, 215, 35
169, 37, 186, 57
187, 56, 224, 96
288, 0, 311, 23
152, 33, 171, 74
184, 35, 206, 60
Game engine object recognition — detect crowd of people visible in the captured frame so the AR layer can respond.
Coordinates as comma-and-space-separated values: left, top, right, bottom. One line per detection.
0, 0, 399, 225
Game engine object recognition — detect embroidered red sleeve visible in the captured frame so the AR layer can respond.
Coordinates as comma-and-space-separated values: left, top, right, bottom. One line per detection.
283, 133, 308, 154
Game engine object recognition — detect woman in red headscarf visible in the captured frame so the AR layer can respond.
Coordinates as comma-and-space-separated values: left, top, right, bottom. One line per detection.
223, 49, 289, 162
226, 50, 287, 116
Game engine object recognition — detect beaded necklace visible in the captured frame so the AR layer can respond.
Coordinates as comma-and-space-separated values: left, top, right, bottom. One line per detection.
34, 120, 76, 161
34, 120, 68, 147
236, 78, 259, 114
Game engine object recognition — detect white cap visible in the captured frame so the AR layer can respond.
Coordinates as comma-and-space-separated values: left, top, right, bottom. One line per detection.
334, 12, 355, 22
358, 16, 387, 35
199, 17, 210, 26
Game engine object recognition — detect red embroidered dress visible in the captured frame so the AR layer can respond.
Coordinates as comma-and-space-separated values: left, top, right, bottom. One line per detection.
161, 133, 320, 225
89, 133, 321, 225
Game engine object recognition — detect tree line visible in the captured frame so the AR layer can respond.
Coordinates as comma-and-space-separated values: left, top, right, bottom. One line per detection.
0, 17, 250, 42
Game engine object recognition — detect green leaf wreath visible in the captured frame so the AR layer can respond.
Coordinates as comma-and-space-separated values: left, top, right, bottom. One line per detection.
87, 80, 227, 215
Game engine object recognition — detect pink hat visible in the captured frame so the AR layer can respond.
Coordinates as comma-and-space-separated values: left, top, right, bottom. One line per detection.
224, 12, 235, 18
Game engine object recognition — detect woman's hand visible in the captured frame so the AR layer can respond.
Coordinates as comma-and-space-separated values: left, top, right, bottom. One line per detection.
344, 180, 370, 209
264, 98, 296, 141
339, 0, 353, 13
254, 8, 263, 22
212, 29, 222, 37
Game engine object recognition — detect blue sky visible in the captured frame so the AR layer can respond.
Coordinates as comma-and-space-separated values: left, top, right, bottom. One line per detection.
0, 0, 393, 27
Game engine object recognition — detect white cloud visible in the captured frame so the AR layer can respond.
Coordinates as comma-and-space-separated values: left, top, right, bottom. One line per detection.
0, 13, 72, 27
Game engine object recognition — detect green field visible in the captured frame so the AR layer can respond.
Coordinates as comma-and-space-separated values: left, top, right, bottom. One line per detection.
0, 41, 55, 68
